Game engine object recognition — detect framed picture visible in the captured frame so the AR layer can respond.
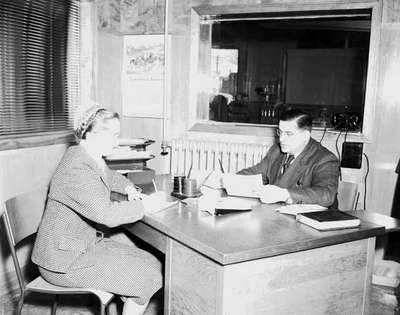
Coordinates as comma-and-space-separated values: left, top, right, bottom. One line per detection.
122, 34, 165, 118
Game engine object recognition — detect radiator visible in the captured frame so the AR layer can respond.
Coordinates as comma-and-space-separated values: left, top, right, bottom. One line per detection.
170, 139, 269, 175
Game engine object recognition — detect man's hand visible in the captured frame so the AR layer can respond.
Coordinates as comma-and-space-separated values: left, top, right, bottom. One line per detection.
252, 185, 291, 204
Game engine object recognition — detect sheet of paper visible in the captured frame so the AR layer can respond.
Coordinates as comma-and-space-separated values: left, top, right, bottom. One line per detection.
141, 191, 178, 215
222, 173, 263, 198
275, 204, 327, 215
216, 196, 259, 209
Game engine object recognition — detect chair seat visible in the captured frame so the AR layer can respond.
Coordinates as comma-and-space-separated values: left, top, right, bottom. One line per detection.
27, 276, 114, 305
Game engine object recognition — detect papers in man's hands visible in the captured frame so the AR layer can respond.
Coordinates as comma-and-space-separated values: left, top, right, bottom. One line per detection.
222, 174, 263, 198
275, 204, 327, 215
140, 191, 178, 215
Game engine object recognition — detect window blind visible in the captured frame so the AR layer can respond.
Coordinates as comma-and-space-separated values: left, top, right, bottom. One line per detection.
0, 0, 80, 137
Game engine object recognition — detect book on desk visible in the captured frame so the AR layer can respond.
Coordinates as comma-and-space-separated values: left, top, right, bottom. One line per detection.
296, 210, 361, 231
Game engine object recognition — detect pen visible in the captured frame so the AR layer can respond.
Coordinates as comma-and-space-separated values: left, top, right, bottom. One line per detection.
199, 170, 213, 188
187, 162, 193, 179
152, 179, 158, 193
218, 158, 225, 173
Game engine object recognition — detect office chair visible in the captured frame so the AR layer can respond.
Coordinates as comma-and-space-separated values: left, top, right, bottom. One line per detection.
338, 181, 359, 210
2, 187, 114, 315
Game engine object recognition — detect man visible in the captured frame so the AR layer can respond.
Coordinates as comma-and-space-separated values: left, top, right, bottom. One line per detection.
238, 109, 339, 207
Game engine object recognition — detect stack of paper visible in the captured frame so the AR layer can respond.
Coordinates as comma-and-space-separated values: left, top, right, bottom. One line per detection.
118, 138, 148, 146
105, 147, 153, 161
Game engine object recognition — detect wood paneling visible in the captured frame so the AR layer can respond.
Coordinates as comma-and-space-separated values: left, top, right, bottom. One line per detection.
167, 239, 221, 315
221, 239, 370, 315
366, 24, 400, 214
383, 0, 400, 23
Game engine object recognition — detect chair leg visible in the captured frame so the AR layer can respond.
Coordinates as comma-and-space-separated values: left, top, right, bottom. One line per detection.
51, 295, 59, 315
17, 292, 25, 315
100, 303, 106, 315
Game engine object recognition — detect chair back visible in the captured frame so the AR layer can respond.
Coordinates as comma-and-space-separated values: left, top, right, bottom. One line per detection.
2, 187, 48, 291
338, 181, 358, 210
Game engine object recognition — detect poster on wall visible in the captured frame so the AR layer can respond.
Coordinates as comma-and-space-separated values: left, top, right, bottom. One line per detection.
122, 34, 165, 118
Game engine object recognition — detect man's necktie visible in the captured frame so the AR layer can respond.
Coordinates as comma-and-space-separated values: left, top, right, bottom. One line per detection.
281, 154, 295, 175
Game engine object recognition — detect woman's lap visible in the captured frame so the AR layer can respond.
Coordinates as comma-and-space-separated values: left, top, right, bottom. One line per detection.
39, 239, 163, 304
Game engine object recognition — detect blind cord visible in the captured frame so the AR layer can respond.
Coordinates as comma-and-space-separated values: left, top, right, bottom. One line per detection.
335, 131, 342, 181
319, 126, 327, 143
363, 153, 370, 210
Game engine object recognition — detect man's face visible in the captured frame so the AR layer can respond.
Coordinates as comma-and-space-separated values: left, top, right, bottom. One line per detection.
277, 119, 310, 155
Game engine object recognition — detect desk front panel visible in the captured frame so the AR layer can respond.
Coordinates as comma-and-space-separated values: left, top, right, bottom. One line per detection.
166, 237, 374, 315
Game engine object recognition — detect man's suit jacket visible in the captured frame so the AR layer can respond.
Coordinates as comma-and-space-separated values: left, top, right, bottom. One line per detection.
238, 138, 339, 207
32, 145, 144, 273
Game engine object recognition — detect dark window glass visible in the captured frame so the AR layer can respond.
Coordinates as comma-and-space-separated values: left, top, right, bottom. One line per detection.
209, 9, 371, 131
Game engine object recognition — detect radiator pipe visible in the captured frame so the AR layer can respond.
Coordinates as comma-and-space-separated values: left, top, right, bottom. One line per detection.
161, 0, 170, 156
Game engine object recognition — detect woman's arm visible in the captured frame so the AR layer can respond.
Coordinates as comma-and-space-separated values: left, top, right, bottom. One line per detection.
51, 166, 145, 228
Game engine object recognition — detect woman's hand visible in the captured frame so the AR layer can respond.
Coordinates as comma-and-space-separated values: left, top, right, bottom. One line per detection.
125, 185, 143, 201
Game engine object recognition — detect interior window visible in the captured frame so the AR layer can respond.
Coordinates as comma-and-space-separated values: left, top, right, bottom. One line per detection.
208, 9, 371, 132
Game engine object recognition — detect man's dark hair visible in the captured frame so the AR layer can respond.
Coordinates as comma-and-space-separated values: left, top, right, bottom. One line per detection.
279, 109, 312, 131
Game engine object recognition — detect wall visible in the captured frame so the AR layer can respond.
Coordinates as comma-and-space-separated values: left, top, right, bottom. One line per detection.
95, 0, 169, 173
0, 144, 68, 307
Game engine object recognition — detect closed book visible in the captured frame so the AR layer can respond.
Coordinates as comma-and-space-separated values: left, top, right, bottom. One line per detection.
296, 210, 361, 231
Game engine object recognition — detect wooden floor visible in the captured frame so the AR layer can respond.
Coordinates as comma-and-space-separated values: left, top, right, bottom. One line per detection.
1, 285, 398, 315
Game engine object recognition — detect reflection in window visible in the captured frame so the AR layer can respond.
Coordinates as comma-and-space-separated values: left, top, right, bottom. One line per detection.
210, 49, 238, 122
208, 10, 371, 131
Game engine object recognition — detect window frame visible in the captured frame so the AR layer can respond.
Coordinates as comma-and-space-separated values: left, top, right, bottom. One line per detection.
0, 0, 80, 151
188, 1, 381, 142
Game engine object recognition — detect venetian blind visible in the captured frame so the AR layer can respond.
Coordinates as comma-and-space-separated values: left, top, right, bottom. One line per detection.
0, 0, 80, 137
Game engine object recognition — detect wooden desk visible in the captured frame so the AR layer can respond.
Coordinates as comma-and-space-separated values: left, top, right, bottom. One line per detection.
125, 176, 384, 315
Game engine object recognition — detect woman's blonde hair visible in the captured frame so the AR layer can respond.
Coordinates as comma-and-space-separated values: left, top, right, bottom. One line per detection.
75, 105, 119, 140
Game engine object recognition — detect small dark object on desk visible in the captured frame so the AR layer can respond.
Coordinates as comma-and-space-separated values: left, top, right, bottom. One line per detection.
171, 191, 202, 199
215, 208, 252, 216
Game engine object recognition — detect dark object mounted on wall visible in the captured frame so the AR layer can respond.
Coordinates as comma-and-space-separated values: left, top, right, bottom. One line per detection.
341, 142, 363, 169
331, 112, 361, 131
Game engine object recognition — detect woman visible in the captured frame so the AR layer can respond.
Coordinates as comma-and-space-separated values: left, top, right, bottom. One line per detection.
32, 105, 162, 315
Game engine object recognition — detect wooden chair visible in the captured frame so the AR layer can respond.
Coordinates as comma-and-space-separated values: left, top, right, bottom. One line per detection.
2, 187, 114, 315
338, 181, 359, 210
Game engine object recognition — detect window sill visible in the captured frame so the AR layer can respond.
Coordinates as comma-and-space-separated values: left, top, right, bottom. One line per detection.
188, 121, 370, 143
0, 131, 76, 151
